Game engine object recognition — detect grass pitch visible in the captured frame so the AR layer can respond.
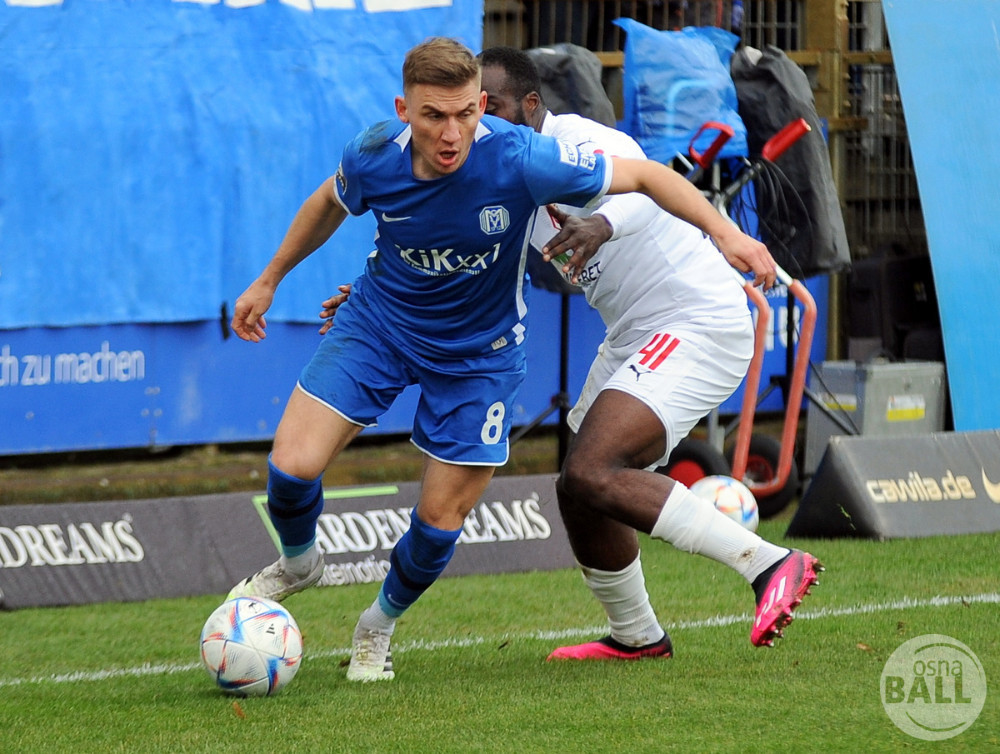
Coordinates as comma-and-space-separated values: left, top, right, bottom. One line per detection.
2, 514, 998, 753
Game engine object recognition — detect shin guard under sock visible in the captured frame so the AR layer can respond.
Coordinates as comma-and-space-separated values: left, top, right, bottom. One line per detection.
378, 510, 463, 618
266, 457, 324, 558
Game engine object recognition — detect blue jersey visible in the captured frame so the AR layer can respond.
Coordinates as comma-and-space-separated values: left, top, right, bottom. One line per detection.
333, 114, 611, 359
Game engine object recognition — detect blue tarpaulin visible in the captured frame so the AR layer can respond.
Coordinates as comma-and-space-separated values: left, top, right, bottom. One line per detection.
0, 0, 482, 329
615, 18, 748, 165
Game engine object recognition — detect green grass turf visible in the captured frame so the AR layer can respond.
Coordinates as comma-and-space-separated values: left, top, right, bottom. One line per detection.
2, 517, 998, 753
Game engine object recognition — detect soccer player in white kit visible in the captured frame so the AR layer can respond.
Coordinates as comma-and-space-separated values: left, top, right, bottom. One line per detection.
478, 47, 822, 659
230, 37, 778, 683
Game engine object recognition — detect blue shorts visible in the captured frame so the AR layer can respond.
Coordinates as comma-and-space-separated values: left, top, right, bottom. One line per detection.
298, 296, 526, 466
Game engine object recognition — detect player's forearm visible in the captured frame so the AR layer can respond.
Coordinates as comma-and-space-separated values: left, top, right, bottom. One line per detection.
608, 156, 736, 244
258, 178, 347, 288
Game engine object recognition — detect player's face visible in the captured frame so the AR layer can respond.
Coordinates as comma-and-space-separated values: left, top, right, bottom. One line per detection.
481, 66, 529, 126
396, 80, 486, 180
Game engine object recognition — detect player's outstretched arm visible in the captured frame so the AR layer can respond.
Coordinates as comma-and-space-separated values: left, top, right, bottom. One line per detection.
609, 156, 777, 290
231, 178, 348, 342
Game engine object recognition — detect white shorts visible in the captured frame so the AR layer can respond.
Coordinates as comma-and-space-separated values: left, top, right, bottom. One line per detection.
567, 316, 754, 469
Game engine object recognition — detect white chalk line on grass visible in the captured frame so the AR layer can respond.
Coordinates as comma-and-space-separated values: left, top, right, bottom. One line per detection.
2, 592, 997, 688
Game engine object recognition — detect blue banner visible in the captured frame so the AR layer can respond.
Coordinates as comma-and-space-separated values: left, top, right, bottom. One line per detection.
0, 1, 827, 456
881, 0, 1000, 431
0, 288, 602, 454
0, 0, 482, 329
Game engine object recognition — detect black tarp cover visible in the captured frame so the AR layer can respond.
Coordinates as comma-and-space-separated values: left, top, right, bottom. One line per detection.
730, 45, 851, 277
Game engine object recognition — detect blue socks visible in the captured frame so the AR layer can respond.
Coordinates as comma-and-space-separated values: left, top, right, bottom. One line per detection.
267, 461, 460, 621
266, 457, 323, 557
378, 510, 463, 618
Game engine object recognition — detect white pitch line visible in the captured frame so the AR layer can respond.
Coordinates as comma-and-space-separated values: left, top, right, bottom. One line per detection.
0, 661, 203, 688
2, 592, 997, 688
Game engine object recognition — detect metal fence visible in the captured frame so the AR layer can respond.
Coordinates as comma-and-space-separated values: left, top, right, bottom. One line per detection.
483, 0, 926, 262
842, 0, 924, 258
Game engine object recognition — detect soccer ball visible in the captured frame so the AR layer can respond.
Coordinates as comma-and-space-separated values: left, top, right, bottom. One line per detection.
200, 596, 303, 696
690, 475, 759, 532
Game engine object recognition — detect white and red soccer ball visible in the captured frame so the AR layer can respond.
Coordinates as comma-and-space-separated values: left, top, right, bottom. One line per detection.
690, 474, 760, 532
200, 596, 303, 696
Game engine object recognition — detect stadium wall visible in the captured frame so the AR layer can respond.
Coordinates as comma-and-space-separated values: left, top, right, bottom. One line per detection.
0, 281, 826, 455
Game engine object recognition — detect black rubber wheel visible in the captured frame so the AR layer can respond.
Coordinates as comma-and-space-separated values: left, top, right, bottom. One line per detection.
725, 433, 799, 519
657, 438, 731, 488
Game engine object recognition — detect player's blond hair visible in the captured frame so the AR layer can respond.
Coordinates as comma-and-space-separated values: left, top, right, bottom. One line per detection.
402, 37, 481, 92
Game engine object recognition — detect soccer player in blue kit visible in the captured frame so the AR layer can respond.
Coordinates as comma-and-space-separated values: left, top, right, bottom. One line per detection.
228, 37, 776, 682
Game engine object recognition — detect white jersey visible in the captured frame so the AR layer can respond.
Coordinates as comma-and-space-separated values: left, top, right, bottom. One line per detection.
528, 111, 750, 350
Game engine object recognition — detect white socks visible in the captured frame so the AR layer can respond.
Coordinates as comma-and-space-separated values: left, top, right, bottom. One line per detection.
581, 555, 665, 647
282, 546, 322, 577
650, 483, 788, 583
358, 600, 397, 635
